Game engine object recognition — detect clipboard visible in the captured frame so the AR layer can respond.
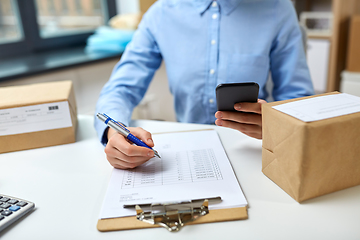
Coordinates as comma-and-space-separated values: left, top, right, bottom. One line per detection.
97, 129, 249, 232
97, 206, 248, 231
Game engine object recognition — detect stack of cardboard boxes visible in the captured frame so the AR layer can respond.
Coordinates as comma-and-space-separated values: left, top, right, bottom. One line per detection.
347, 16, 360, 72
341, 16, 360, 97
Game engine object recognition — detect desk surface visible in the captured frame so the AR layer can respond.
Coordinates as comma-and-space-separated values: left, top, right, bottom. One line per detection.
1, 115, 359, 239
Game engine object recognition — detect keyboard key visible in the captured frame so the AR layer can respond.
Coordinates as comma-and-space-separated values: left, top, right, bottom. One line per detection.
9, 206, 20, 212
0, 215, 4, 221
1, 210, 12, 216
0, 208, 4, 213
8, 199, 19, 204
0, 197, 10, 202
17, 201, 28, 207
0, 203, 11, 209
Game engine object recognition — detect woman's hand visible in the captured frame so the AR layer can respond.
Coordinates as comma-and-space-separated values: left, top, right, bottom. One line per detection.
104, 127, 155, 169
215, 99, 267, 139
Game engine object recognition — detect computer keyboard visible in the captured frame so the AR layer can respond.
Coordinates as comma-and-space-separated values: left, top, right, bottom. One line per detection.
0, 194, 35, 232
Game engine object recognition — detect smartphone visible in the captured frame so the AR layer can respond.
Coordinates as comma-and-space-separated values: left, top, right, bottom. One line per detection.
216, 82, 259, 111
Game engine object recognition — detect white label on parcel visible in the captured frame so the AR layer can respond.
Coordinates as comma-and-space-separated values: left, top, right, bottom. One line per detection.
273, 93, 360, 122
0, 101, 72, 136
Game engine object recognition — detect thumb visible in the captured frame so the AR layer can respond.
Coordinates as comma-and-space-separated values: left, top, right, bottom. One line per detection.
129, 127, 155, 147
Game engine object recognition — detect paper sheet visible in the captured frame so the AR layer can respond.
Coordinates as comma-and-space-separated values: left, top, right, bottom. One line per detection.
273, 93, 360, 122
99, 130, 247, 219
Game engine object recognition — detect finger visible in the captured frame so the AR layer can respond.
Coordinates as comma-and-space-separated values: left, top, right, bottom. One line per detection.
127, 127, 154, 147
215, 119, 262, 137
215, 111, 262, 126
105, 144, 153, 163
241, 130, 262, 140
105, 143, 153, 170
109, 157, 150, 169
258, 99, 267, 104
107, 127, 117, 139
233, 99, 267, 114
108, 133, 154, 158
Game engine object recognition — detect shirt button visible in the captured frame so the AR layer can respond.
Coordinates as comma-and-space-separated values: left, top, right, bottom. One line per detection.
209, 69, 215, 74
212, 14, 218, 19
209, 98, 214, 104
212, 1, 217, 7
211, 40, 216, 45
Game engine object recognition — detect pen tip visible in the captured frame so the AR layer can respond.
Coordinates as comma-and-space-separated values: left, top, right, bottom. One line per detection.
154, 150, 161, 158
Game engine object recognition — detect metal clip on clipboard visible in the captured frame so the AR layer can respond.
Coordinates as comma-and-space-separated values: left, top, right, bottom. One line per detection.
123, 196, 222, 232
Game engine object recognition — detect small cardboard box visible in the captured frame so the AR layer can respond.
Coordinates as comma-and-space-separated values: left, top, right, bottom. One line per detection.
347, 16, 360, 72
139, 0, 157, 13
262, 92, 360, 202
0, 81, 77, 153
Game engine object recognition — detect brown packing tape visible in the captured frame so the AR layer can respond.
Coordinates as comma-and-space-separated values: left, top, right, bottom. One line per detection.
97, 207, 248, 232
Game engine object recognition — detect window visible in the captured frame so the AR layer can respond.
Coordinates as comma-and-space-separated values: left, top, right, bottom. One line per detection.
35, 0, 107, 38
0, 0, 23, 44
0, 0, 116, 59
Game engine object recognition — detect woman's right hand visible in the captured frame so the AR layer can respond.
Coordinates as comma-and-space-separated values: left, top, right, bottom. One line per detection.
104, 127, 155, 169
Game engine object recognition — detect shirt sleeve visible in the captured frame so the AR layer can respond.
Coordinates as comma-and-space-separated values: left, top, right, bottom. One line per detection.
270, 0, 315, 101
94, 3, 163, 145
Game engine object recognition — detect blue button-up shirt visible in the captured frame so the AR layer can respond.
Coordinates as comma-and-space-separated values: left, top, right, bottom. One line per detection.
95, 0, 314, 143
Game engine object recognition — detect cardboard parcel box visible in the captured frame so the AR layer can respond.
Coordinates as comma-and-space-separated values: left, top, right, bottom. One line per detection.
347, 16, 360, 72
262, 92, 360, 202
0, 81, 77, 153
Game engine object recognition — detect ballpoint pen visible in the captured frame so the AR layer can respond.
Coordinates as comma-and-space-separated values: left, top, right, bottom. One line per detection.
97, 113, 161, 158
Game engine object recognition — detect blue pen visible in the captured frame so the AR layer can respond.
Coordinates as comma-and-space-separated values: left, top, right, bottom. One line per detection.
97, 113, 161, 158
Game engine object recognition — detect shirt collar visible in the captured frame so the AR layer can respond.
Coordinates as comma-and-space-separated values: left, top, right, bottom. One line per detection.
193, 0, 242, 15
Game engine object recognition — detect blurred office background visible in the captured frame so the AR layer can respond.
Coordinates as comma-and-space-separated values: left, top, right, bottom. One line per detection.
0, 0, 360, 122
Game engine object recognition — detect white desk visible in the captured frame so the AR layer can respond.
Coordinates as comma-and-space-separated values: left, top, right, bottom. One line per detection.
1, 115, 359, 239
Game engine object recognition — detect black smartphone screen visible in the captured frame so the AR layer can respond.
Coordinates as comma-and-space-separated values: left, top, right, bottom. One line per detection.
216, 82, 259, 111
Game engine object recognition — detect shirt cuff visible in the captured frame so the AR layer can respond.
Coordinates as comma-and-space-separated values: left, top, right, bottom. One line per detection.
101, 127, 109, 146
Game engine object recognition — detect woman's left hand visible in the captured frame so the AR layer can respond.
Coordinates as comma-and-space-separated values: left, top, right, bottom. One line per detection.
215, 99, 267, 139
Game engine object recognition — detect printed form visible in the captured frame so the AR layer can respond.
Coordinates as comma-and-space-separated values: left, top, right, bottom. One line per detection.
99, 130, 247, 219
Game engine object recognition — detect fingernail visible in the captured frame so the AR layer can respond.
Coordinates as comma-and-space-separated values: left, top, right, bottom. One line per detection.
217, 112, 223, 118
147, 151, 154, 157
216, 120, 223, 126
147, 138, 153, 144
235, 104, 241, 110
